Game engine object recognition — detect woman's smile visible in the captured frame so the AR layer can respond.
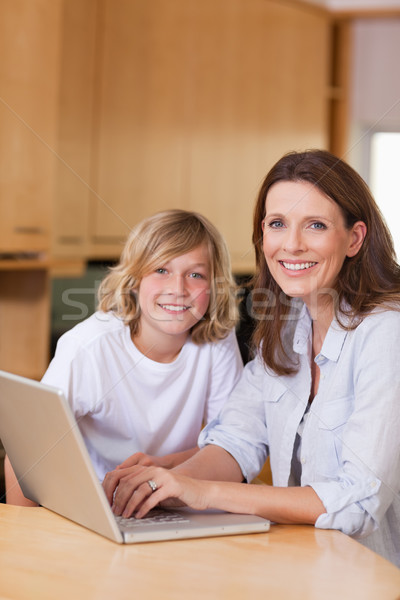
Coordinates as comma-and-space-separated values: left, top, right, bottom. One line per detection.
279, 260, 317, 273
262, 180, 364, 314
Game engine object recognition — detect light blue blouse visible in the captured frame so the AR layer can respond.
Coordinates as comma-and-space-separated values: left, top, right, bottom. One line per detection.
199, 303, 400, 567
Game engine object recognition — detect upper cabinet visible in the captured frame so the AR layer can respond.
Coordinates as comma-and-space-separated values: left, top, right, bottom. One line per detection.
0, 0, 62, 255
0, 1, 63, 379
0, 0, 331, 378
87, 0, 331, 271
0, 0, 331, 272
52, 0, 98, 261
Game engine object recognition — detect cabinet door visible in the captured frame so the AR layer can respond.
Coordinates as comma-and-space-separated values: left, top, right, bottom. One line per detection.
0, 0, 62, 254
89, 0, 189, 258
89, 0, 330, 270
52, 0, 98, 260
0, 269, 50, 380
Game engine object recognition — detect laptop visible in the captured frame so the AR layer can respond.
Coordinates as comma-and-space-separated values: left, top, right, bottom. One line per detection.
0, 370, 270, 543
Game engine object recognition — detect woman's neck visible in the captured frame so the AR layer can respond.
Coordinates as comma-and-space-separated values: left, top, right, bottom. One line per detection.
306, 296, 335, 356
308, 300, 334, 403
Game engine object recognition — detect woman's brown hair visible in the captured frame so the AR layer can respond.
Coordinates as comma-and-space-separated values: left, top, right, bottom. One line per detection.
251, 149, 400, 375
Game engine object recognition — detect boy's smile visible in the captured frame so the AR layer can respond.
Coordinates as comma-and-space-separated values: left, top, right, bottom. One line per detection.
133, 244, 211, 361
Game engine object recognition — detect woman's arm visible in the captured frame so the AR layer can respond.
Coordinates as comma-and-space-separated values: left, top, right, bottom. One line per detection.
102, 445, 325, 522
103, 445, 244, 503
200, 480, 326, 525
173, 444, 244, 480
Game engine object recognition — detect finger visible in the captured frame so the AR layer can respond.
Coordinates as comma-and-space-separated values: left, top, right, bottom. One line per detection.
121, 481, 157, 518
103, 465, 145, 504
133, 490, 164, 519
112, 469, 155, 516
102, 469, 124, 504
111, 478, 141, 516
128, 472, 181, 518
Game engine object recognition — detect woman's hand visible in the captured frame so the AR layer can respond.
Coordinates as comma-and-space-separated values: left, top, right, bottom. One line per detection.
102, 465, 211, 518
102, 445, 326, 525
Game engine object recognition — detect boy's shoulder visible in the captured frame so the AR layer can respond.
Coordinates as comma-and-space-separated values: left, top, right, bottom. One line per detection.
189, 328, 242, 360
59, 311, 127, 348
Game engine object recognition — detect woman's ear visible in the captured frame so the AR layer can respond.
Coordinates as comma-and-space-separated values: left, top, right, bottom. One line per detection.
347, 221, 367, 258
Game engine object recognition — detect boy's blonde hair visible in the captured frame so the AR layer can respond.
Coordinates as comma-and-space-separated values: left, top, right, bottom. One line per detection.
98, 209, 239, 343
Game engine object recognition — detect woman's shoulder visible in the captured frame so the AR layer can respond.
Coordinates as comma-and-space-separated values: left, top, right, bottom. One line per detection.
359, 304, 400, 325
350, 304, 400, 343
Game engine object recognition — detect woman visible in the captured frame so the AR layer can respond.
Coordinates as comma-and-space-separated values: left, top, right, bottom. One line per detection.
103, 150, 400, 567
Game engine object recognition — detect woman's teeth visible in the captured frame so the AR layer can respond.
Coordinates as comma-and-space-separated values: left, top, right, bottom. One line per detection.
281, 261, 316, 271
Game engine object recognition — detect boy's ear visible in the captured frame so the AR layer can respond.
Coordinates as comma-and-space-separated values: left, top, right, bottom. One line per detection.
347, 221, 367, 258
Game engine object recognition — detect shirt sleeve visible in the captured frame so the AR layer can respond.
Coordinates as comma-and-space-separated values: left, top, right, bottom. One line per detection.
202, 329, 243, 424
41, 332, 101, 418
199, 354, 269, 481
310, 310, 400, 538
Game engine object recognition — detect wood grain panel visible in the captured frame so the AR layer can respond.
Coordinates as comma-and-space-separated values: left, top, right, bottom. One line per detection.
0, 0, 63, 253
90, 1, 330, 269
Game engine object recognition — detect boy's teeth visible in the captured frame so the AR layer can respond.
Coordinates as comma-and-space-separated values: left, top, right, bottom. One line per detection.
282, 262, 316, 271
161, 305, 188, 311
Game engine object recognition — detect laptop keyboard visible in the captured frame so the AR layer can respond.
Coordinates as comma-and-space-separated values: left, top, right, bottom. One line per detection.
115, 508, 190, 530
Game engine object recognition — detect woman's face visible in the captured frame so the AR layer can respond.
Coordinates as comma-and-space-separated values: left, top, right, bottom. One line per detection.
262, 180, 366, 311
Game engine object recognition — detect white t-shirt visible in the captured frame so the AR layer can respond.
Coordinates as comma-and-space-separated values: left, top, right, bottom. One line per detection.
42, 311, 243, 480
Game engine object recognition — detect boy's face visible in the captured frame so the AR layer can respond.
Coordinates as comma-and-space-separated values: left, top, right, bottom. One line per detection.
135, 244, 211, 353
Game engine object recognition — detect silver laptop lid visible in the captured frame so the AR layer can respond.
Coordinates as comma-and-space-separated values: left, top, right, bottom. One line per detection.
0, 370, 270, 544
0, 370, 123, 542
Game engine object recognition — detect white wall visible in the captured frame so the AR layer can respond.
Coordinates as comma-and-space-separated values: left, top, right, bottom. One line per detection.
305, 0, 400, 9
352, 19, 400, 127
347, 18, 400, 257
348, 18, 400, 174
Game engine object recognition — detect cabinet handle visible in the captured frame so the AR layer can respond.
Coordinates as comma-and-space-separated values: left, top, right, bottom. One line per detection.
14, 226, 46, 235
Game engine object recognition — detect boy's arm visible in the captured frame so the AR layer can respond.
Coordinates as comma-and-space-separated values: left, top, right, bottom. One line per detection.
4, 455, 38, 507
116, 447, 200, 470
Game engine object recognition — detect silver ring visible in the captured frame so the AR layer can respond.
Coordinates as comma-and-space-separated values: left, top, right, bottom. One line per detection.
147, 479, 158, 493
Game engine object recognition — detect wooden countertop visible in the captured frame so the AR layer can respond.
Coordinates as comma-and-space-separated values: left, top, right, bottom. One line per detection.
0, 504, 399, 599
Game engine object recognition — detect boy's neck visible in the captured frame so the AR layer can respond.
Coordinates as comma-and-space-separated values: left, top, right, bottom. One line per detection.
131, 331, 188, 363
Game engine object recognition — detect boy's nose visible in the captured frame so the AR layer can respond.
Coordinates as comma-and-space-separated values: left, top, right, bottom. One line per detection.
166, 274, 186, 295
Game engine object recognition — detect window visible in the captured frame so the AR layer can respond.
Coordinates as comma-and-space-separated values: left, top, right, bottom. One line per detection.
369, 132, 400, 260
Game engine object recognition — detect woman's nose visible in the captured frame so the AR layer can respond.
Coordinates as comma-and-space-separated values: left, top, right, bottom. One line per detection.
283, 227, 306, 253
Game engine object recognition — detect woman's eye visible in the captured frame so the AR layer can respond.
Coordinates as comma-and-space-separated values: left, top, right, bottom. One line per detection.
189, 272, 204, 279
268, 220, 285, 229
310, 222, 327, 230
155, 268, 167, 274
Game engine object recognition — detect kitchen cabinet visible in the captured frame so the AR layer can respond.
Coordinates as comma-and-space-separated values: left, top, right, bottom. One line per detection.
87, 0, 331, 272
